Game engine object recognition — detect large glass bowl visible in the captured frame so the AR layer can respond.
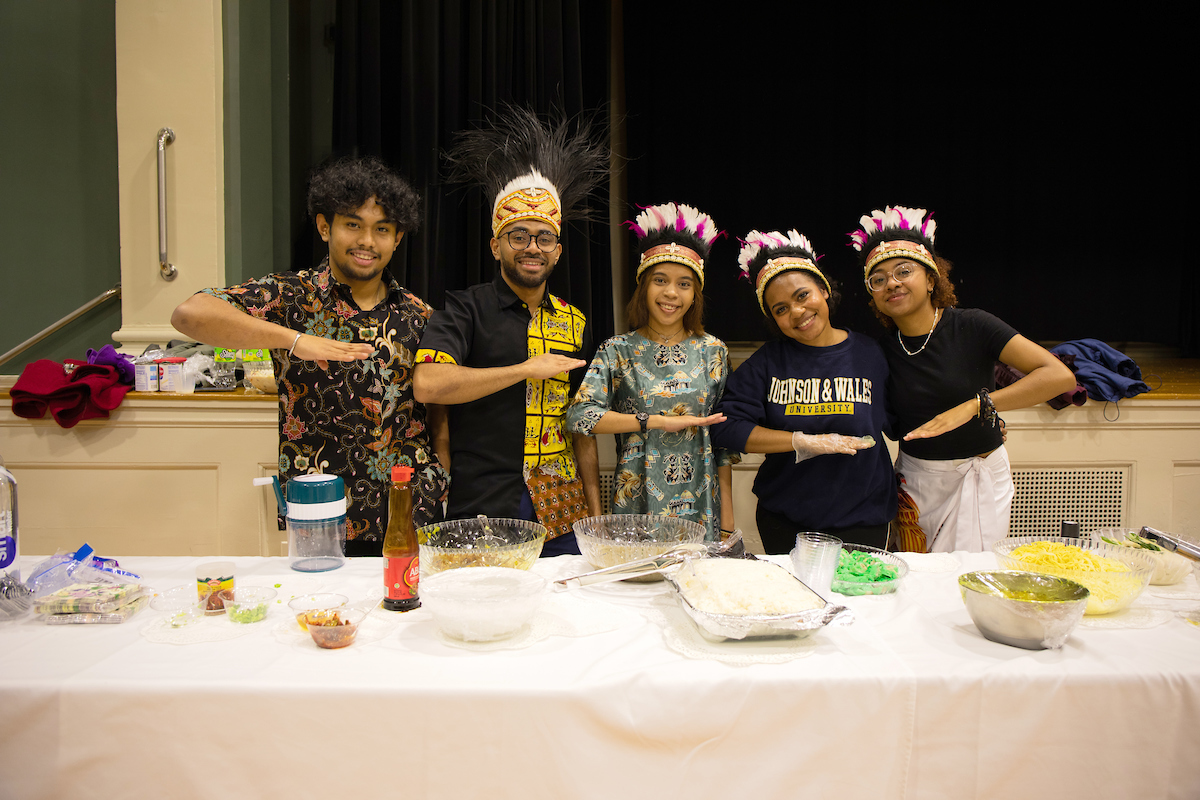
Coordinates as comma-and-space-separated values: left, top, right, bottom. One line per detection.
993, 535, 1155, 615
573, 514, 706, 582
421, 566, 546, 642
417, 518, 546, 578
827, 543, 910, 596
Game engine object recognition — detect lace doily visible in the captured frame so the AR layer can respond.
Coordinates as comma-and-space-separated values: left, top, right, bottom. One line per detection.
413, 592, 634, 652
896, 552, 961, 573
141, 611, 268, 644
645, 596, 817, 665
1078, 607, 1175, 629
273, 606, 399, 651
1148, 574, 1200, 602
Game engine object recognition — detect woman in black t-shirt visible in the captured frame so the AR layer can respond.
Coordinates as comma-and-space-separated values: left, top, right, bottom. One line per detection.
848, 206, 1074, 553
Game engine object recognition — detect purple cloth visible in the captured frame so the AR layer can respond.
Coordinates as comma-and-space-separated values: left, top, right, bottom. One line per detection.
86, 345, 135, 385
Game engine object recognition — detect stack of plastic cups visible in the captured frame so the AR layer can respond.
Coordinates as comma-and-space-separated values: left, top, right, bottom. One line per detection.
790, 532, 843, 598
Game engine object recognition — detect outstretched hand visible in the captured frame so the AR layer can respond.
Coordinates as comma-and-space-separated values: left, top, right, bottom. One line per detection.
792, 431, 876, 463
656, 412, 726, 433
903, 398, 977, 441
290, 334, 374, 370
525, 353, 587, 380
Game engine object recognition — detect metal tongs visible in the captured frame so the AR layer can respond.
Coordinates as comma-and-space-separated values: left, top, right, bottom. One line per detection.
552, 529, 760, 591
1137, 526, 1200, 562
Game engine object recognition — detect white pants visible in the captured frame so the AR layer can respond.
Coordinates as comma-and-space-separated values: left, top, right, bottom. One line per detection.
896, 446, 1014, 553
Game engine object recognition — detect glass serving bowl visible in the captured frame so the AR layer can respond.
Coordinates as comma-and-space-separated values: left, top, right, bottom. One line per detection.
420, 566, 547, 642
993, 535, 1155, 615
217, 587, 276, 624
305, 605, 369, 649
417, 518, 546, 578
573, 514, 706, 582
150, 585, 209, 628
825, 543, 910, 596
959, 570, 1089, 649
288, 593, 349, 631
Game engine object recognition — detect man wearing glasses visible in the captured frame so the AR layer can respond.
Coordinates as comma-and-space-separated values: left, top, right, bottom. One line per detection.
414, 109, 606, 555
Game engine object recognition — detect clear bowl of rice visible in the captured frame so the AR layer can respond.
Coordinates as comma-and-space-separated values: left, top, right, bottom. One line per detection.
574, 514, 706, 582
993, 535, 1155, 615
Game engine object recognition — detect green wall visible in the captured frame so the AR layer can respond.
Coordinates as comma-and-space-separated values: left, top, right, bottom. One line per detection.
0, 0, 122, 375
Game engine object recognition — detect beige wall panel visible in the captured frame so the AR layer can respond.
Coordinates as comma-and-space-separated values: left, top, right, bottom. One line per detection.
113, 0, 225, 351
1174, 462, 1200, 535
15, 464, 219, 556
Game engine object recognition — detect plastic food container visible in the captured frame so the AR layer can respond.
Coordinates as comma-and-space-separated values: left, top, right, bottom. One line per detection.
993, 535, 1155, 615
306, 606, 369, 649
420, 566, 546, 642
573, 514, 706, 582
150, 584, 210, 627
288, 593, 348, 630
218, 587, 276, 624
826, 543, 909, 596
417, 518, 546, 578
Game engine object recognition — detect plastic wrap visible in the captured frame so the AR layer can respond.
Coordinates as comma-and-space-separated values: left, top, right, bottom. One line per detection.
791, 432, 875, 464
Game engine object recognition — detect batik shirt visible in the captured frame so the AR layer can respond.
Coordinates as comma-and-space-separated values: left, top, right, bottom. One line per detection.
202, 258, 448, 555
415, 272, 592, 521
565, 332, 737, 539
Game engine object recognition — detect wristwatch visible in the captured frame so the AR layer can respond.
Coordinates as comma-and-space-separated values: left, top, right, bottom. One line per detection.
635, 411, 649, 434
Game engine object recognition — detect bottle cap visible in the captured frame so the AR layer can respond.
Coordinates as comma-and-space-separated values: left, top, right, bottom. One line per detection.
391, 466, 414, 483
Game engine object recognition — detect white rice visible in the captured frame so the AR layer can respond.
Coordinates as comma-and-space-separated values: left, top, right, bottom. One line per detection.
676, 559, 824, 615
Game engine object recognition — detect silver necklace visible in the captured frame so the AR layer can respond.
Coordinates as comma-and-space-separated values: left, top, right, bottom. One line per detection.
646, 325, 684, 345
897, 308, 940, 356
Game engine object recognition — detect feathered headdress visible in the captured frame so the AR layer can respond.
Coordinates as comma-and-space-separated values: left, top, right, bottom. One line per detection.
847, 205, 939, 281
444, 105, 609, 237
737, 229, 830, 314
625, 203, 721, 288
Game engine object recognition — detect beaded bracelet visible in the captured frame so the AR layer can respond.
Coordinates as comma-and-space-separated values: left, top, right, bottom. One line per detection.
977, 388, 998, 428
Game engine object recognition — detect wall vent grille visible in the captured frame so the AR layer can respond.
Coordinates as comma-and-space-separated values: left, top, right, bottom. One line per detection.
599, 473, 614, 515
1010, 466, 1129, 536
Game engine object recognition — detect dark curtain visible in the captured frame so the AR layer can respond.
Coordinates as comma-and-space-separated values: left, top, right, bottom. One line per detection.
317, 0, 614, 339
624, 8, 1195, 356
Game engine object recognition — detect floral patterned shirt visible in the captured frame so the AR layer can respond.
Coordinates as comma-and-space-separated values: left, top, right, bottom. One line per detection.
565, 331, 737, 539
202, 259, 448, 555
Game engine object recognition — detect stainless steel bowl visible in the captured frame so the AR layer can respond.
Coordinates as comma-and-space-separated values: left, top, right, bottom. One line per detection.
959, 570, 1089, 650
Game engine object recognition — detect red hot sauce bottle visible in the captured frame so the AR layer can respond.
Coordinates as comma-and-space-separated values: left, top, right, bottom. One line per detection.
382, 466, 420, 611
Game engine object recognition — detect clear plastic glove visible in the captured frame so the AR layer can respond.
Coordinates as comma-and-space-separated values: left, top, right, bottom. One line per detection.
791, 432, 876, 463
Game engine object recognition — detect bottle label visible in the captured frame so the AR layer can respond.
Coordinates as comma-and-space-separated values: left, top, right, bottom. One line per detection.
385, 555, 419, 600
0, 535, 15, 570
214, 348, 236, 364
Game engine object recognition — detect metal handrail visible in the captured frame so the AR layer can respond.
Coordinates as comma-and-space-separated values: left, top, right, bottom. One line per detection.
158, 127, 177, 281
0, 285, 122, 368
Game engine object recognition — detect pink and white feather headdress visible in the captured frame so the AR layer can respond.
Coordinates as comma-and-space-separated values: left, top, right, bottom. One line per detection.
847, 205, 940, 280
627, 202, 721, 288
738, 229, 830, 314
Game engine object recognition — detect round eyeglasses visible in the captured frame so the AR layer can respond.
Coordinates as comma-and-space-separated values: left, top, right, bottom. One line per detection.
866, 262, 919, 292
498, 229, 560, 252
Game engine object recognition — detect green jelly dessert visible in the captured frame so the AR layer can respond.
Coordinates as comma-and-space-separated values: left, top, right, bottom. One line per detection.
832, 549, 900, 596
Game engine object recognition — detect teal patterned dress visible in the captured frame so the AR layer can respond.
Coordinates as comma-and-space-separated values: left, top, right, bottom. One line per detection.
566, 332, 736, 539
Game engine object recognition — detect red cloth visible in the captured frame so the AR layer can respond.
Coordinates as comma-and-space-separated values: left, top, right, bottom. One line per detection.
10, 359, 132, 428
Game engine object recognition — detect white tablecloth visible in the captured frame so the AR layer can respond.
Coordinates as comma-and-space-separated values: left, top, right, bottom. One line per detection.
1, 552, 1198, 800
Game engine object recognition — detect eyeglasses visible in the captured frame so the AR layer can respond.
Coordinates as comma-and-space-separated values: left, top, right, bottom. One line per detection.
498, 229, 560, 252
866, 263, 919, 292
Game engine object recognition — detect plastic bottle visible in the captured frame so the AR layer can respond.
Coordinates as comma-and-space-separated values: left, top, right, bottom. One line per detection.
0, 461, 18, 583
382, 466, 420, 611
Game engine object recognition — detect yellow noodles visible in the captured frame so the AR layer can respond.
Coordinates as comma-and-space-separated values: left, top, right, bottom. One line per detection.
1007, 542, 1141, 615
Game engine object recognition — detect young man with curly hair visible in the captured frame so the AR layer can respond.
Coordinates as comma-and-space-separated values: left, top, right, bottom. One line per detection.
172, 156, 448, 555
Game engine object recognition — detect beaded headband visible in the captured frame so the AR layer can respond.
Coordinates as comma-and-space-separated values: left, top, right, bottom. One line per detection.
638, 243, 705, 286
738, 230, 830, 314
627, 203, 721, 289
863, 240, 939, 281
847, 205, 939, 280
492, 171, 563, 236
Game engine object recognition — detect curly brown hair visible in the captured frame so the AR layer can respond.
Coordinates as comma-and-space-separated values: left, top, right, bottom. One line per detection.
868, 256, 959, 330
626, 267, 706, 336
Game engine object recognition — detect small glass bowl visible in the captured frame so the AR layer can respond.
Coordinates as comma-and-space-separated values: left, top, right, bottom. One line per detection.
306, 606, 369, 649
151, 585, 209, 627
288, 593, 349, 631
218, 587, 277, 624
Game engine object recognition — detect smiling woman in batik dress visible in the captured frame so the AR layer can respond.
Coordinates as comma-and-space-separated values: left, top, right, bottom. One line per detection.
566, 203, 736, 542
